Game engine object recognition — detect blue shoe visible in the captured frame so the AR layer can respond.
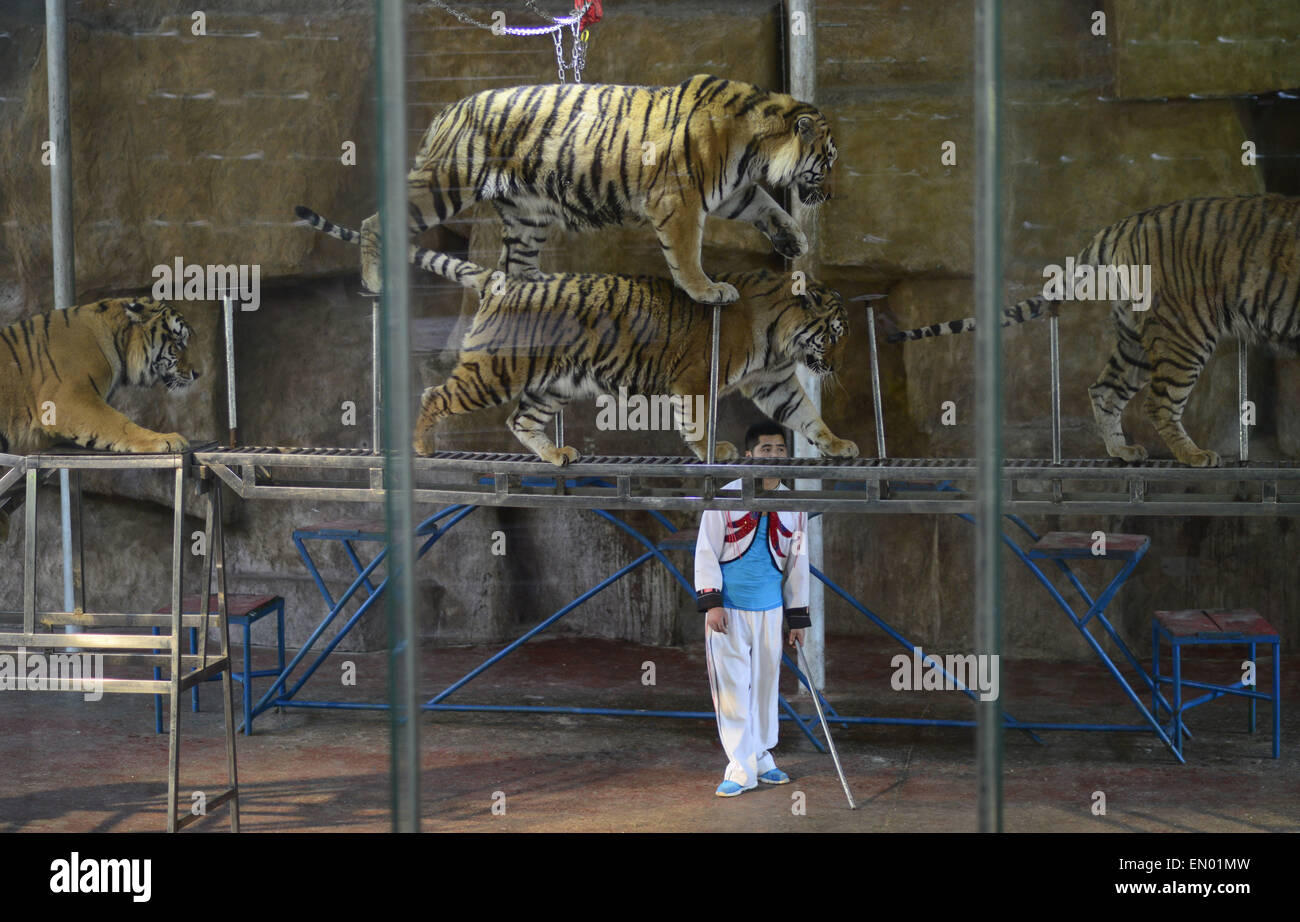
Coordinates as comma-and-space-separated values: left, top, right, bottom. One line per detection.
715, 780, 745, 797
758, 768, 790, 785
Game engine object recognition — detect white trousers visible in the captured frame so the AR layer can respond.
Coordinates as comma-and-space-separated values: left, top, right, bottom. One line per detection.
705, 606, 783, 789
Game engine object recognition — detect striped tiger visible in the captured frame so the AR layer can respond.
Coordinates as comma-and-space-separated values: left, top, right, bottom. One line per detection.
356, 74, 837, 306
297, 206, 856, 465
0, 296, 196, 455
887, 194, 1300, 467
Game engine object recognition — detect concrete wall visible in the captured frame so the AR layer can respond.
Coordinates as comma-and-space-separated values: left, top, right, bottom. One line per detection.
1, 1, 1298, 662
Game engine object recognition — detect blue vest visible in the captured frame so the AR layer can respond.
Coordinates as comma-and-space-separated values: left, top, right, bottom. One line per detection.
721, 514, 784, 612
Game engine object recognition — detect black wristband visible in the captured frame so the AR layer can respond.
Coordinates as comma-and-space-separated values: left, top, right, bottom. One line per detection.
785, 607, 811, 629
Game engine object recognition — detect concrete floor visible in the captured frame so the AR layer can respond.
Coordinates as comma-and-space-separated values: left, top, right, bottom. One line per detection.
2, 634, 1296, 833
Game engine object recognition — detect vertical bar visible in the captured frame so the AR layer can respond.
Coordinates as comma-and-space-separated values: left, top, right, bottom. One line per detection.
371, 302, 381, 453
166, 465, 185, 833
47, 0, 77, 634
46, 0, 74, 314
1049, 314, 1062, 501
866, 306, 887, 459
23, 468, 37, 634
198, 477, 215, 667
70, 469, 85, 612
554, 410, 564, 453
973, 0, 1004, 833
707, 305, 721, 464
1049, 315, 1061, 464
1238, 338, 1248, 463
59, 470, 74, 630
213, 483, 239, 829
787, 0, 824, 689
224, 293, 238, 446
376, 0, 420, 834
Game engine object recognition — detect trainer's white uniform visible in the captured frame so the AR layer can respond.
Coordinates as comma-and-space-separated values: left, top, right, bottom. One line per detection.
695, 480, 809, 789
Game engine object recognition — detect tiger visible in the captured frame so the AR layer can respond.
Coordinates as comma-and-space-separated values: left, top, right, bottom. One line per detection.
887, 194, 1300, 467
0, 296, 197, 455
297, 206, 857, 465
355, 73, 837, 306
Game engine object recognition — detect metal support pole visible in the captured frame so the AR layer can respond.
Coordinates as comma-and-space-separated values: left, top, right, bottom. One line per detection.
224, 293, 238, 446
46, 0, 77, 632
1049, 315, 1062, 465
867, 305, 887, 459
376, 0, 419, 834
372, 302, 381, 453
23, 469, 37, 634
1049, 314, 1063, 501
69, 469, 85, 613
1238, 339, 1249, 463
788, 0, 824, 690
706, 305, 721, 464
165, 465, 185, 833
973, 0, 1004, 833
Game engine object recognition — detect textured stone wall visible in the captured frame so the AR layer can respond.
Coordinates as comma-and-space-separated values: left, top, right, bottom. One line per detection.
1, 0, 1298, 662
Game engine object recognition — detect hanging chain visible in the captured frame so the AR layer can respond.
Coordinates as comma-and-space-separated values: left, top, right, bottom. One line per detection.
426, 1, 592, 82
552, 26, 567, 82
571, 22, 584, 83
427, 0, 588, 36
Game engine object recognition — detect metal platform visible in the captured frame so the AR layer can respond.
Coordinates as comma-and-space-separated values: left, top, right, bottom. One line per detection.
195, 446, 1300, 516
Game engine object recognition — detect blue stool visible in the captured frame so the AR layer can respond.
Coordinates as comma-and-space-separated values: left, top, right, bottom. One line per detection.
153, 594, 286, 736
1153, 609, 1281, 759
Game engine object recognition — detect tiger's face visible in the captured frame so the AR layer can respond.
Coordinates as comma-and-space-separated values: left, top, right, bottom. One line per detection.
755, 105, 837, 206
784, 284, 848, 376
122, 298, 199, 392
792, 114, 836, 206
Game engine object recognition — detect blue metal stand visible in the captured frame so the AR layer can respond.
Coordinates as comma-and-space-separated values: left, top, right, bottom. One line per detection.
1152, 609, 1281, 759
152, 595, 285, 736
247, 476, 1199, 761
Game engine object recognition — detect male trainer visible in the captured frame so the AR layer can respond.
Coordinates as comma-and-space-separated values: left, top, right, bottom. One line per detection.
695, 421, 809, 797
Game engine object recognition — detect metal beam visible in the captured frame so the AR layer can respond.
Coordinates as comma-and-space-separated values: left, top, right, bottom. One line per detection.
45, 0, 77, 637
973, 0, 1004, 834
786, 0, 825, 691
375, 0, 420, 834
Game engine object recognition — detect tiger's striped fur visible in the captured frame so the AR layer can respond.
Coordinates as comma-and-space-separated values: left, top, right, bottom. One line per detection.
298, 206, 856, 465
887, 194, 1300, 467
0, 296, 196, 456
356, 74, 837, 306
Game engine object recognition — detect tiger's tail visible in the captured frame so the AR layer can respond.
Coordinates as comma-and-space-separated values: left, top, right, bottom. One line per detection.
294, 205, 495, 295
885, 297, 1055, 343
885, 230, 1119, 343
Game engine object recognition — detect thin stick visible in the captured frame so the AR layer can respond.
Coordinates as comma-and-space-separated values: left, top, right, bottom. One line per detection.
796, 640, 856, 809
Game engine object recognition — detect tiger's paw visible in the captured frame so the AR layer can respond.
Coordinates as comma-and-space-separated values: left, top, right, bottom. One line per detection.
770, 223, 809, 259
412, 428, 436, 456
687, 281, 740, 305
541, 445, 580, 466
820, 437, 859, 459
714, 440, 739, 461
137, 432, 189, 453
1178, 447, 1221, 468
1110, 443, 1148, 463
360, 255, 384, 295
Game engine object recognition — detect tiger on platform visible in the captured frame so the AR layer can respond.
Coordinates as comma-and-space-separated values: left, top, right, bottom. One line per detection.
0, 296, 196, 455
298, 206, 856, 465
355, 74, 837, 305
